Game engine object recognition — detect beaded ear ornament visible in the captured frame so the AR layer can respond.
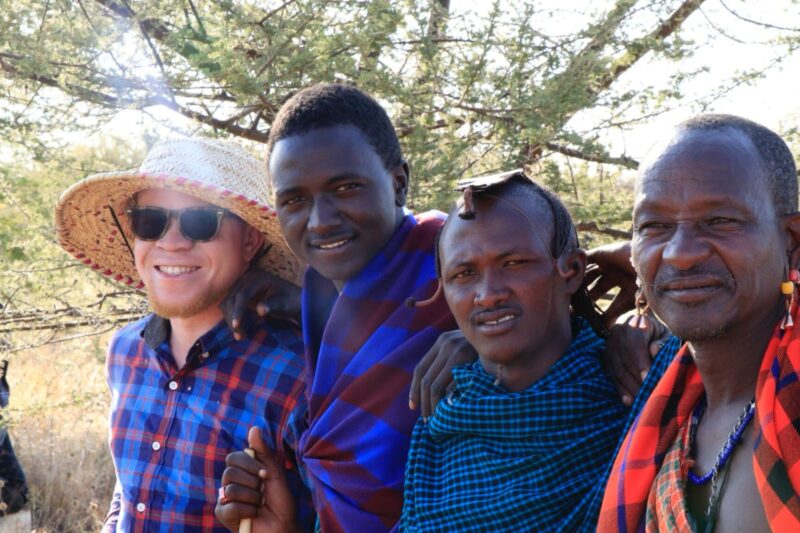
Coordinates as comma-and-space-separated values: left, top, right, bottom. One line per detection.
780, 265, 799, 330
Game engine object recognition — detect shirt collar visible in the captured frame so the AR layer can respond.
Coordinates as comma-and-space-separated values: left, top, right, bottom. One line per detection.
139, 313, 247, 356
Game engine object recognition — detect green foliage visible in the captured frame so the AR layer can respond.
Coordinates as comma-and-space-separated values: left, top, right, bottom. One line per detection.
5, 0, 792, 210
0, 0, 798, 342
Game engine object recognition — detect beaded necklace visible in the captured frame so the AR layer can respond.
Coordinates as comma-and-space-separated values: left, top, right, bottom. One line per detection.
688, 396, 756, 517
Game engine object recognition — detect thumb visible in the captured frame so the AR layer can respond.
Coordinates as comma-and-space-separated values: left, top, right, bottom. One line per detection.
247, 426, 283, 476
247, 426, 270, 457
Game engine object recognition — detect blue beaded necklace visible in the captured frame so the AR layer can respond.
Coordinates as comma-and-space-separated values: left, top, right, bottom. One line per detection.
688, 396, 756, 485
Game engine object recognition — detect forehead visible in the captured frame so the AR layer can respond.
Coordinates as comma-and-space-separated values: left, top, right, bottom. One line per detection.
440, 196, 553, 263
135, 188, 212, 208
634, 128, 773, 217
269, 124, 385, 191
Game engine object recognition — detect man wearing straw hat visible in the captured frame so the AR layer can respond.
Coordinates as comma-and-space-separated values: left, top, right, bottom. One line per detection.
55, 138, 314, 532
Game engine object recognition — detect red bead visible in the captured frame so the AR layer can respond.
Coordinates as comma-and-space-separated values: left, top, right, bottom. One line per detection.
790, 269, 799, 282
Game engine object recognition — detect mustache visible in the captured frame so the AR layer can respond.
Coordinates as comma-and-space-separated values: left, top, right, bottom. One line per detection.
651, 265, 735, 292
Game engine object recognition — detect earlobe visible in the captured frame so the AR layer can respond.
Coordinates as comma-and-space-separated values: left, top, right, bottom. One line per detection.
784, 212, 800, 267
243, 226, 266, 263
393, 160, 410, 208
556, 250, 587, 295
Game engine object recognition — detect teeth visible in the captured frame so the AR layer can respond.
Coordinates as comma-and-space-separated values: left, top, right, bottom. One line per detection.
485, 315, 515, 325
158, 266, 199, 275
319, 239, 349, 250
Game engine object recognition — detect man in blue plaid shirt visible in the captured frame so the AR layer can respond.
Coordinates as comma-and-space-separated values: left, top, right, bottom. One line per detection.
401, 171, 628, 532
54, 138, 314, 532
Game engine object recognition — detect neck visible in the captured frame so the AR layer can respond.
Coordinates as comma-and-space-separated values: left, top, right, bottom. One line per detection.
482, 315, 573, 392
690, 302, 783, 409
168, 305, 224, 369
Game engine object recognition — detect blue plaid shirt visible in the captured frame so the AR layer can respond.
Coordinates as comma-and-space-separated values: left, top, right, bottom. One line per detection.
102, 313, 314, 533
401, 318, 628, 532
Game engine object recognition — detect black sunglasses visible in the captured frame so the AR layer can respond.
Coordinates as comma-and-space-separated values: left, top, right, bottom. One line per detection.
126, 206, 232, 242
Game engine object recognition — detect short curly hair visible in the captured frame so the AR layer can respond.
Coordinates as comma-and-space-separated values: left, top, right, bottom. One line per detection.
679, 114, 798, 215
266, 83, 404, 171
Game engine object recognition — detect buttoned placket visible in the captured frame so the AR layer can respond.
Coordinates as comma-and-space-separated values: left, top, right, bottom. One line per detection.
135, 339, 211, 525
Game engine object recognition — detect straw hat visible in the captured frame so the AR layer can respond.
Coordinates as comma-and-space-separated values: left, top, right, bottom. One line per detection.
55, 137, 304, 289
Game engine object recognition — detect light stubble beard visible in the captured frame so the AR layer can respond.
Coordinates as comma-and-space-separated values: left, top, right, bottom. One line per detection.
147, 286, 228, 319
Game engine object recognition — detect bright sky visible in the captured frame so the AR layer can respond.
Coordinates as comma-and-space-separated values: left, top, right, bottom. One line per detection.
102, 0, 800, 168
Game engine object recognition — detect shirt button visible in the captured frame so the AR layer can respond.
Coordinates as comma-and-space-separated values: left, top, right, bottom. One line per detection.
201, 352, 209, 359
151, 441, 161, 451
136, 502, 146, 513
168, 381, 178, 391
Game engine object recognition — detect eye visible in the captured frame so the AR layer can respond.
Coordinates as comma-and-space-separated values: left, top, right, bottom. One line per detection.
335, 182, 360, 193
281, 195, 306, 207
635, 221, 671, 235
449, 268, 475, 281
706, 217, 740, 227
503, 258, 530, 268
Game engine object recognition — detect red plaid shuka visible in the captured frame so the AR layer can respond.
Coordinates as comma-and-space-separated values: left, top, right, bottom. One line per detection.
598, 305, 800, 532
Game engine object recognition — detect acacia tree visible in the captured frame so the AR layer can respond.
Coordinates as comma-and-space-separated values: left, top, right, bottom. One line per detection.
1, 0, 799, 340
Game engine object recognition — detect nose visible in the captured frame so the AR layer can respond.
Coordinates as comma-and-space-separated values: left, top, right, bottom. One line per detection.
155, 214, 193, 251
307, 196, 341, 235
662, 223, 711, 271
473, 269, 510, 308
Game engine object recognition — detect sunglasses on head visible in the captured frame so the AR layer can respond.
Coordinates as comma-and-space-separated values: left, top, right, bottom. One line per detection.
126, 206, 232, 242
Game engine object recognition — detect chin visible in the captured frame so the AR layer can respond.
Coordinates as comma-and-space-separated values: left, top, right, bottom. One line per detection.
314, 263, 362, 284
148, 290, 223, 319
665, 319, 730, 343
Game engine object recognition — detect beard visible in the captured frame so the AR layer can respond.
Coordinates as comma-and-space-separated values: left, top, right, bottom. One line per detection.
147, 285, 228, 319
663, 313, 730, 343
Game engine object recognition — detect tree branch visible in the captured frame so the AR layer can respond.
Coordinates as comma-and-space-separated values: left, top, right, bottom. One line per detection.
544, 142, 640, 169
576, 221, 631, 239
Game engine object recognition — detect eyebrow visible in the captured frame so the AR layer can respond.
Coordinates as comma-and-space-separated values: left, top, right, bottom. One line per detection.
275, 172, 364, 197
635, 196, 752, 216
443, 246, 542, 269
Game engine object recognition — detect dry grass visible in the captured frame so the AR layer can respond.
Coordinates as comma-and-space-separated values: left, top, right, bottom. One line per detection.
7, 333, 115, 532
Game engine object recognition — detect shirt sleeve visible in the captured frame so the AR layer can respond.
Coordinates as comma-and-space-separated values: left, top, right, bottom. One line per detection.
101, 480, 122, 533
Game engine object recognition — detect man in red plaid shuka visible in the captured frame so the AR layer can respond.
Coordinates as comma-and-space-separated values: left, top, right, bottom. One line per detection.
598, 115, 800, 532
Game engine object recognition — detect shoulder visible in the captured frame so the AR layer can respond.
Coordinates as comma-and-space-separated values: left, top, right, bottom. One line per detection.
108, 314, 152, 354
413, 210, 447, 232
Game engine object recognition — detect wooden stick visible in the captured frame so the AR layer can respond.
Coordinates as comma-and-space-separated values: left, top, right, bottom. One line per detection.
239, 447, 256, 533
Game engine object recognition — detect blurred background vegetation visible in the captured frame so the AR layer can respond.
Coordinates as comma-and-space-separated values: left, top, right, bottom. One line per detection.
0, 0, 799, 530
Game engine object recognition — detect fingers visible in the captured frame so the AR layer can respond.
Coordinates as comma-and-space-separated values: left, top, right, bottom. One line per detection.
215, 500, 259, 531
247, 427, 298, 527
612, 366, 640, 407
649, 328, 672, 358
604, 317, 658, 403
410, 339, 443, 412
411, 331, 478, 418
221, 480, 263, 506
587, 274, 619, 302
603, 289, 637, 328
222, 463, 263, 491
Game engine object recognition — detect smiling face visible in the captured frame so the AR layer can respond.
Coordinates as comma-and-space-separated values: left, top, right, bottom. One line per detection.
270, 125, 407, 288
632, 128, 787, 342
133, 188, 263, 319
439, 196, 579, 373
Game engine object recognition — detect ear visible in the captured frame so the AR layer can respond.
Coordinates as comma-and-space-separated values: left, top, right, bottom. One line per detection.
391, 160, 410, 207
555, 249, 587, 296
784, 212, 800, 268
242, 225, 266, 263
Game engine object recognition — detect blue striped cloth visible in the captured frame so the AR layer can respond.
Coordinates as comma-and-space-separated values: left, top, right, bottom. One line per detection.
401, 318, 628, 532
298, 212, 456, 531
